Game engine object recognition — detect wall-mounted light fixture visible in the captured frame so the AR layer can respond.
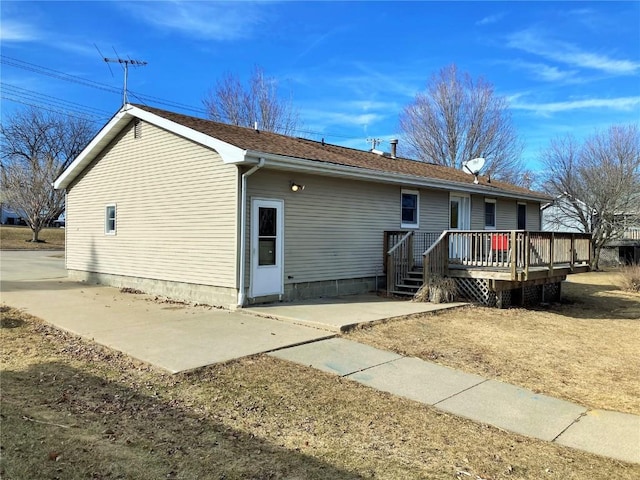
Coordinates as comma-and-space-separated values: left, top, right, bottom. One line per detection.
290, 181, 305, 192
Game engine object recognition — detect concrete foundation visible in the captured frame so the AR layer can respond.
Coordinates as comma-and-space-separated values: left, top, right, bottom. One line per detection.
283, 276, 379, 301
68, 270, 237, 306
247, 276, 380, 305
69, 270, 380, 308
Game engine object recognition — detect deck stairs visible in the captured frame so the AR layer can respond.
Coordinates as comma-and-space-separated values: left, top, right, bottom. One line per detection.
388, 268, 423, 297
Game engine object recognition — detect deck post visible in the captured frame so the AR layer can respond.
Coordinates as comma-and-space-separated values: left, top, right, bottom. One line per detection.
408, 233, 414, 270
510, 230, 517, 280
549, 232, 555, 277
570, 234, 575, 271
524, 231, 530, 280
386, 254, 394, 295
423, 252, 429, 285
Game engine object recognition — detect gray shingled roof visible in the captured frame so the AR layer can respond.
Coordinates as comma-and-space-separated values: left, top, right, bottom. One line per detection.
134, 104, 547, 199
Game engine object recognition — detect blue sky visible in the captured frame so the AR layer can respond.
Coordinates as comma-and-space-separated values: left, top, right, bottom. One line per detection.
2, 1, 639, 172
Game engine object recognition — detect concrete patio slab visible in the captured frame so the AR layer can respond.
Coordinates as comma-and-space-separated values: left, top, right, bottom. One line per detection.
436, 379, 587, 441
1, 251, 333, 373
247, 294, 467, 332
348, 356, 486, 405
269, 338, 401, 376
556, 410, 640, 464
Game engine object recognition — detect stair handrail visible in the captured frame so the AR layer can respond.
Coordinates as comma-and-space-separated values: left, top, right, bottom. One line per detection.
387, 230, 414, 255
422, 230, 449, 285
386, 231, 414, 294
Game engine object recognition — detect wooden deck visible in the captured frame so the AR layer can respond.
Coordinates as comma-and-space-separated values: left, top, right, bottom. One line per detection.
448, 262, 590, 281
386, 230, 592, 305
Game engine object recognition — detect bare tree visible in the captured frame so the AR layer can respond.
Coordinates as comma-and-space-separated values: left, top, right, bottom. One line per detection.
399, 64, 525, 183
203, 66, 300, 135
1, 107, 94, 242
542, 124, 640, 269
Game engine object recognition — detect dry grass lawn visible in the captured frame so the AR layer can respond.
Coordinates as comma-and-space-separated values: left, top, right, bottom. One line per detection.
350, 270, 640, 415
0, 225, 65, 250
2, 306, 638, 479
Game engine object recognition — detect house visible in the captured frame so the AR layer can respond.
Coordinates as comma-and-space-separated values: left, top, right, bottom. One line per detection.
54, 104, 590, 308
1, 204, 26, 225
542, 194, 640, 265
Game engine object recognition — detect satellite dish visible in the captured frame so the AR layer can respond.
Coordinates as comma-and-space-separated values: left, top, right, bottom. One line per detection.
462, 157, 486, 184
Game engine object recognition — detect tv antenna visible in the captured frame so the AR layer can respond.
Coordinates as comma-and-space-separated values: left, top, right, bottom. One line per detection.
462, 157, 486, 184
103, 56, 147, 105
366, 137, 383, 150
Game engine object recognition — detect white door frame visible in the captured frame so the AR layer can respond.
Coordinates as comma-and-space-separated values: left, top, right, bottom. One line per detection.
449, 194, 471, 261
250, 198, 284, 298
449, 193, 471, 230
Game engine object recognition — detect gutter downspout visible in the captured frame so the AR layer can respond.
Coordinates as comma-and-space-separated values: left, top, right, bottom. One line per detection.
238, 158, 265, 307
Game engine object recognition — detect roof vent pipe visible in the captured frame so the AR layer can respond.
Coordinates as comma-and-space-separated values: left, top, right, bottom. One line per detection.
390, 139, 398, 158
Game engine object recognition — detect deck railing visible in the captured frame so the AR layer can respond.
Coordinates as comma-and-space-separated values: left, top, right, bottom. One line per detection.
423, 231, 449, 283
387, 230, 591, 292
622, 228, 640, 240
386, 231, 414, 294
422, 230, 591, 282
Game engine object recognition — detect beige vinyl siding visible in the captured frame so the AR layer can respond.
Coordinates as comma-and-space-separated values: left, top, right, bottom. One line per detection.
421, 189, 449, 232
496, 198, 517, 229
527, 203, 541, 230
470, 196, 543, 230
470, 195, 485, 230
66, 120, 238, 288
245, 169, 449, 285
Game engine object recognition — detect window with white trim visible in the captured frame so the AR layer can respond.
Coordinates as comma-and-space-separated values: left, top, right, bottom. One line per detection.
401, 189, 419, 228
484, 199, 496, 229
105, 204, 117, 235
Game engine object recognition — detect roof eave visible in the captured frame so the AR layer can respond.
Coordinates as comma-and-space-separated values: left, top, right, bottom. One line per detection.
243, 150, 550, 203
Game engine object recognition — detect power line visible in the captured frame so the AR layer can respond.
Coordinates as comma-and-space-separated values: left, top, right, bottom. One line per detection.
1, 96, 105, 123
1, 55, 365, 143
2, 83, 112, 117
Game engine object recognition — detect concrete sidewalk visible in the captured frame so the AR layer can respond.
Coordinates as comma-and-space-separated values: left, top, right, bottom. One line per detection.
246, 295, 467, 332
270, 338, 640, 464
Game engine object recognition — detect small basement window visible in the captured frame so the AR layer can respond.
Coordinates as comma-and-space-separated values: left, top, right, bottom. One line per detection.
105, 204, 117, 235
485, 199, 496, 229
401, 189, 419, 228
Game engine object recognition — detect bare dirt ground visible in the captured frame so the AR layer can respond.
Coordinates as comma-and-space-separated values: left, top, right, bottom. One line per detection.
2, 303, 639, 480
349, 270, 640, 415
0, 226, 65, 250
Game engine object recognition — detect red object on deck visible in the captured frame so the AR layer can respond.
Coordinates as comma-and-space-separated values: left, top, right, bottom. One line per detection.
491, 233, 509, 251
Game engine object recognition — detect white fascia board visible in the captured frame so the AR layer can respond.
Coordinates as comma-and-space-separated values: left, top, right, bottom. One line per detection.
54, 109, 129, 189
130, 107, 246, 164
244, 150, 549, 203
54, 104, 247, 190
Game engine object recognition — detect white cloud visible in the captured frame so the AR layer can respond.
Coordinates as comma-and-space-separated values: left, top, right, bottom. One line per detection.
507, 28, 640, 75
117, 1, 268, 41
511, 95, 640, 114
509, 60, 579, 83
303, 108, 385, 127
0, 19, 41, 42
476, 12, 505, 26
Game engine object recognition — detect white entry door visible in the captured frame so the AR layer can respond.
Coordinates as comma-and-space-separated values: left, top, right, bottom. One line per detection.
250, 199, 284, 298
449, 194, 470, 261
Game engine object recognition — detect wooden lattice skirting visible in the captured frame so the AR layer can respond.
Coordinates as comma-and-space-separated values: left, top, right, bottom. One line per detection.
454, 278, 562, 308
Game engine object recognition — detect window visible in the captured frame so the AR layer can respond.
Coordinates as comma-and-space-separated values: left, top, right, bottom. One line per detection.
517, 203, 527, 230
105, 204, 116, 234
258, 207, 277, 266
450, 200, 459, 229
485, 200, 496, 229
401, 189, 419, 228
